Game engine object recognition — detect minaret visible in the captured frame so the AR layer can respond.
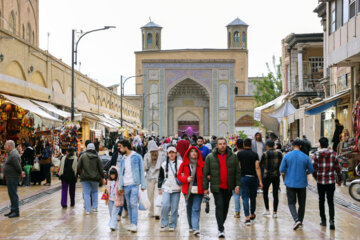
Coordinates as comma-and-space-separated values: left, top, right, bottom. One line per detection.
227, 17, 248, 49
141, 19, 162, 51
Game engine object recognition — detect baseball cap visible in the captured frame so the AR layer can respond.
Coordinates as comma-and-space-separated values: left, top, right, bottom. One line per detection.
167, 146, 177, 153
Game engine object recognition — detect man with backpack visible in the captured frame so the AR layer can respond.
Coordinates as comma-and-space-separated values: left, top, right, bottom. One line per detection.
260, 140, 283, 218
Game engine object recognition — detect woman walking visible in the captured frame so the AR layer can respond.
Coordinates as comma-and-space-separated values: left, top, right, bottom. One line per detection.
158, 146, 182, 232
58, 147, 78, 208
144, 140, 163, 219
177, 146, 204, 236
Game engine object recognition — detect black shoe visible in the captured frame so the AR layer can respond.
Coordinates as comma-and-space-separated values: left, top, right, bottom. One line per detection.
4, 211, 13, 217
320, 219, 326, 227
330, 220, 335, 230
250, 214, 256, 221
8, 212, 19, 218
62, 206, 67, 209
155, 216, 160, 220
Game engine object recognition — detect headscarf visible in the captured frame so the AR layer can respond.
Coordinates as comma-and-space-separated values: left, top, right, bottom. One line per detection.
176, 139, 190, 158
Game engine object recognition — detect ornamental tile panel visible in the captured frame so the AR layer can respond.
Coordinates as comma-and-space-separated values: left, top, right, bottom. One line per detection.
165, 69, 212, 89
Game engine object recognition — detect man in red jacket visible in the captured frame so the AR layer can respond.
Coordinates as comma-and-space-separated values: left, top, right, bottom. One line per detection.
178, 146, 204, 237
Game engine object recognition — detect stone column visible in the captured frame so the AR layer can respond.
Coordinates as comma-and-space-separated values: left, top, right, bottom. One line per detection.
204, 107, 209, 136
159, 69, 165, 137
168, 107, 173, 136
212, 69, 218, 136
298, 46, 304, 91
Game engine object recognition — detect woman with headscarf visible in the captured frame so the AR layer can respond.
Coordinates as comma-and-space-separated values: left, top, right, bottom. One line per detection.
58, 147, 78, 208
21, 142, 34, 186
176, 139, 190, 160
144, 140, 164, 219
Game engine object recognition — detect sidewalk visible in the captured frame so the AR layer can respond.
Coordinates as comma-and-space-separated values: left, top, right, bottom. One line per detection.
0, 175, 61, 210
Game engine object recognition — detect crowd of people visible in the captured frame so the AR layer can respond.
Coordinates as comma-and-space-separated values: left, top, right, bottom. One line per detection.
2, 127, 346, 238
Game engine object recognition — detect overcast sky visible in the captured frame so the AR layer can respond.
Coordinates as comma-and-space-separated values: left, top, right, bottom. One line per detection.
39, 0, 322, 95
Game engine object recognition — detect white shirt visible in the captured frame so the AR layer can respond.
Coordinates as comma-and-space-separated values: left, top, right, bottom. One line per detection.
123, 151, 135, 186
256, 141, 263, 159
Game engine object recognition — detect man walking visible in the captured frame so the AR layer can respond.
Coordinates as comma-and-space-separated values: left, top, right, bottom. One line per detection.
196, 136, 210, 161
260, 140, 282, 218
280, 139, 313, 230
252, 132, 265, 193
238, 138, 263, 225
118, 139, 146, 233
4, 140, 24, 218
203, 137, 241, 238
301, 135, 312, 156
313, 137, 342, 230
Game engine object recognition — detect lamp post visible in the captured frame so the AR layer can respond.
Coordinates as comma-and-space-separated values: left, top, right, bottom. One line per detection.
141, 92, 160, 129
120, 74, 144, 128
71, 26, 116, 121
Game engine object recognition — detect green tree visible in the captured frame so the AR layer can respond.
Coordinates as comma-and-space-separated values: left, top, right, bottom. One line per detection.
253, 56, 282, 107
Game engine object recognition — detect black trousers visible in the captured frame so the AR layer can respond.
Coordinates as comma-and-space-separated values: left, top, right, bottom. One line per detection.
41, 164, 51, 184
263, 176, 280, 212
317, 183, 335, 221
213, 189, 232, 232
7, 179, 19, 214
286, 187, 306, 223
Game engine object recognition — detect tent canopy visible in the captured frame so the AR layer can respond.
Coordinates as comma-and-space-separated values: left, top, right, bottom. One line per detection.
32, 100, 81, 120
269, 101, 296, 123
2, 94, 60, 122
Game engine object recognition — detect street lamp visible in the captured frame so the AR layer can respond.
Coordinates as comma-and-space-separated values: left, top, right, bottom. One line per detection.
120, 74, 144, 128
141, 92, 159, 129
71, 26, 116, 121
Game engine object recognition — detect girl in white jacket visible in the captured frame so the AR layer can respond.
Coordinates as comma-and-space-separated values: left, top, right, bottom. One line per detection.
158, 146, 182, 231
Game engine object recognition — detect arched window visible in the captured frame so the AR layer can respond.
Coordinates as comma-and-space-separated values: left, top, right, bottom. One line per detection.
26, 23, 31, 42
155, 33, 160, 48
142, 34, 144, 48
228, 32, 231, 48
147, 33, 153, 47
32, 31, 35, 44
233, 31, 240, 47
242, 31, 247, 48
9, 11, 16, 34
22, 24, 25, 39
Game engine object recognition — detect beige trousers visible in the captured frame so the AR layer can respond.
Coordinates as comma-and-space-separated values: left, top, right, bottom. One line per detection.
146, 178, 160, 216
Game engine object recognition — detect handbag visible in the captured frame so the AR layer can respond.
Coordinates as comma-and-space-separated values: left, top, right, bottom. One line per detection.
190, 186, 198, 194
101, 189, 109, 200
32, 159, 40, 172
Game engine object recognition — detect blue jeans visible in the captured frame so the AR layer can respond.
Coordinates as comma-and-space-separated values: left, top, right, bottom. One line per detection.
241, 176, 258, 217
232, 190, 241, 213
124, 185, 139, 226
7, 179, 19, 214
161, 192, 180, 228
82, 181, 99, 213
108, 200, 121, 229
186, 194, 202, 231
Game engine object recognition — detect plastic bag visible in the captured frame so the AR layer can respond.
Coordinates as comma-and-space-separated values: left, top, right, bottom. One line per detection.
155, 195, 162, 207
32, 159, 40, 172
138, 188, 150, 211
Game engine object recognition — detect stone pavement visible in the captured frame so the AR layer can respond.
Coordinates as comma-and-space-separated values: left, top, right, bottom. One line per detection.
0, 180, 359, 239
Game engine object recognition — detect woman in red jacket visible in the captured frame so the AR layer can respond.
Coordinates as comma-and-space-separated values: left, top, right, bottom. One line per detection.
177, 146, 204, 237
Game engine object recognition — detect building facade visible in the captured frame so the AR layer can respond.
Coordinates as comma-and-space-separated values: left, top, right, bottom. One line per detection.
0, 0, 141, 142
133, 18, 255, 137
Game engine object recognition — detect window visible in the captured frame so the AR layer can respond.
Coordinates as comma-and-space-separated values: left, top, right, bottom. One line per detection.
9, 11, 16, 34
338, 74, 349, 89
234, 87, 238, 95
147, 33, 152, 46
330, 1, 336, 33
233, 31, 240, 47
349, 0, 356, 18
32, 31, 35, 44
242, 31, 246, 48
22, 24, 25, 39
343, 0, 349, 23
309, 57, 324, 73
26, 23, 31, 42
155, 33, 159, 48
228, 32, 231, 48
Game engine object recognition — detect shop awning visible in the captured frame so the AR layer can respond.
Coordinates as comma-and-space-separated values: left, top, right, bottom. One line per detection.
269, 101, 296, 123
305, 88, 350, 115
32, 100, 81, 120
2, 94, 60, 122
253, 94, 288, 135
92, 114, 119, 132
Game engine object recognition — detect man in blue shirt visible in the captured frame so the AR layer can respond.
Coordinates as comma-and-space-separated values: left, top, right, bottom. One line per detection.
196, 136, 210, 161
280, 139, 313, 230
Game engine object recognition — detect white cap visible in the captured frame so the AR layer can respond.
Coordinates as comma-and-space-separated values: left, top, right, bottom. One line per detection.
167, 146, 177, 153
87, 143, 95, 151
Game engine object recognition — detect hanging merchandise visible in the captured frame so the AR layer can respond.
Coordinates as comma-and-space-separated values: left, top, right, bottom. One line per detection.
60, 119, 81, 151
352, 97, 360, 152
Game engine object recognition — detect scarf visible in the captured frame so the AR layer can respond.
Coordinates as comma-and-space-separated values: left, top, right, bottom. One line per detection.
186, 157, 197, 200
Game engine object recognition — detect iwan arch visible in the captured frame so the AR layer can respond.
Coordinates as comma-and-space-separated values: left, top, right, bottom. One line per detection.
134, 18, 256, 137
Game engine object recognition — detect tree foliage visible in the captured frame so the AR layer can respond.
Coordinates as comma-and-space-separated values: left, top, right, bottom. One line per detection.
253, 56, 282, 107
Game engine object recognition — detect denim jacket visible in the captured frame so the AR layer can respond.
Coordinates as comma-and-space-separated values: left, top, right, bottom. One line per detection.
118, 152, 146, 190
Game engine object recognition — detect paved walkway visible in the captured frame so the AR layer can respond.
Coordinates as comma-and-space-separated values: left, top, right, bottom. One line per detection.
0, 178, 359, 239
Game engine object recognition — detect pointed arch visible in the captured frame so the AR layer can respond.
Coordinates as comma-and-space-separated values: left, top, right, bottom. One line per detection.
5, 61, 26, 81
31, 71, 46, 87
77, 91, 89, 103
52, 79, 64, 94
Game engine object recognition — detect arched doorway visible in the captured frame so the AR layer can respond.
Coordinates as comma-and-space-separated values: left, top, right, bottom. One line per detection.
167, 79, 210, 136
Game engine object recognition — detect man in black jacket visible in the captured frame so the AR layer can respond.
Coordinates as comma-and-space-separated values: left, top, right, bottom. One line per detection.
4, 140, 24, 218
332, 119, 344, 151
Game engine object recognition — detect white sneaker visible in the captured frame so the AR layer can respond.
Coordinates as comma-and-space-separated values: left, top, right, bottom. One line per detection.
263, 210, 270, 216
160, 226, 168, 232
85, 212, 90, 215
293, 221, 301, 230
129, 224, 137, 232
169, 227, 175, 232
193, 230, 200, 236
92, 209, 98, 213
273, 213, 278, 218
189, 229, 194, 233
218, 231, 225, 238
